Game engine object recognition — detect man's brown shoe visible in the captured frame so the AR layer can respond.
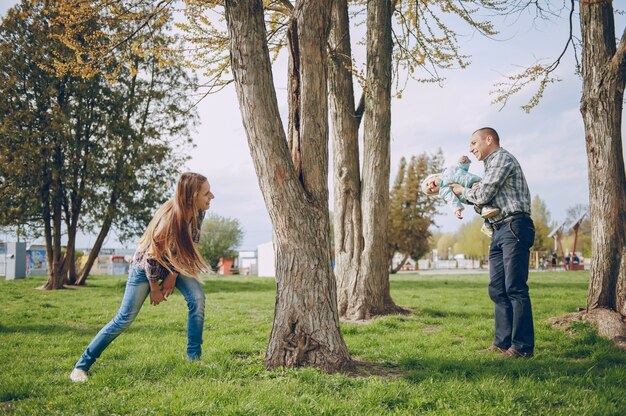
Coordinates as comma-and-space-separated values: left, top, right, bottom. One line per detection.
479, 344, 507, 353
501, 347, 533, 358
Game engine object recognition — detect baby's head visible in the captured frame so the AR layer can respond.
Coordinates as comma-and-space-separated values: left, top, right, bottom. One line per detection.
421, 174, 442, 195
458, 155, 471, 164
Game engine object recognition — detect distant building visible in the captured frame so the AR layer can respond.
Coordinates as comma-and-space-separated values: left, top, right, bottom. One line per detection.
236, 250, 258, 275
257, 241, 275, 277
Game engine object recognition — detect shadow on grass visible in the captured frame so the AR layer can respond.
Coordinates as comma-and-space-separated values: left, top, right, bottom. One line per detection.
391, 280, 486, 291
418, 307, 491, 320
397, 351, 626, 384
393, 279, 588, 292
203, 279, 276, 294
0, 323, 98, 335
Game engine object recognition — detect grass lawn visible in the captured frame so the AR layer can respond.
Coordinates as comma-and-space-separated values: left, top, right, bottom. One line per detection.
0, 271, 624, 415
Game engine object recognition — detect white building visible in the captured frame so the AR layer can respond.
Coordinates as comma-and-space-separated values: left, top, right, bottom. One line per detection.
236, 250, 258, 275
256, 241, 275, 277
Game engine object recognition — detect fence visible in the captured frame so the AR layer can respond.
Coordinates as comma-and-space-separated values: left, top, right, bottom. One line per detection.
0, 248, 4, 276
416, 258, 486, 271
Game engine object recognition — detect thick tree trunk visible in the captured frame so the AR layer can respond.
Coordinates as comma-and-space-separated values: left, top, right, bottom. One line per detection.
358, 0, 403, 317
225, 0, 352, 372
579, 1, 626, 338
328, 0, 365, 318
42, 147, 66, 290
329, 0, 404, 320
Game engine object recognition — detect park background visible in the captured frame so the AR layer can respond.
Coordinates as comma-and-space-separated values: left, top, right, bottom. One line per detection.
0, 0, 624, 252
1, 1, 625, 414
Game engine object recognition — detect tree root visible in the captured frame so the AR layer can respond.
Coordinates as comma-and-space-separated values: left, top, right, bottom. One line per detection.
282, 322, 321, 366
548, 307, 626, 351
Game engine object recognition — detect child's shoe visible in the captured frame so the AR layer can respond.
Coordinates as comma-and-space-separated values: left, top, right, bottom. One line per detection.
481, 206, 500, 219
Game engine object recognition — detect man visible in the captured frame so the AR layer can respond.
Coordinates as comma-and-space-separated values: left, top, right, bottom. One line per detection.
449, 127, 535, 358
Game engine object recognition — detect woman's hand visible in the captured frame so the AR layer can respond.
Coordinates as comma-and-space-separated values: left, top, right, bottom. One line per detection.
149, 280, 166, 306
161, 272, 177, 297
150, 289, 166, 306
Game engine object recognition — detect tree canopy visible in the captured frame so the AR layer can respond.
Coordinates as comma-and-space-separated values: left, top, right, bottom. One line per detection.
531, 195, 552, 252
197, 213, 244, 270
388, 151, 443, 270
0, 0, 197, 288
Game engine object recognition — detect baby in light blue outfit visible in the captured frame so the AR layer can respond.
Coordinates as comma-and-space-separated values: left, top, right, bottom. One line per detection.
421, 155, 500, 223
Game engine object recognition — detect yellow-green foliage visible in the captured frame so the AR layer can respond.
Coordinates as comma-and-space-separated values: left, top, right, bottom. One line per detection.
454, 216, 490, 259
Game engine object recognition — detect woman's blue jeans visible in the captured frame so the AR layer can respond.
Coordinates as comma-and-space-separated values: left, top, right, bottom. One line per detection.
74, 266, 205, 371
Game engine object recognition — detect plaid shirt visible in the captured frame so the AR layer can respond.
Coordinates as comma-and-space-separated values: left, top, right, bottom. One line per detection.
132, 209, 205, 282
463, 148, 531, 223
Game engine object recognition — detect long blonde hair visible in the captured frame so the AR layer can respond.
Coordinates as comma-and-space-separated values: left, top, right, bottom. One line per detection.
138, 172, 209, 279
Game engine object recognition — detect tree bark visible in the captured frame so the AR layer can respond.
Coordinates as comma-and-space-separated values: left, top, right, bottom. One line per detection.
328, 0, 404, 320
579, 1, 626, 336
225, 0, 352, 372
328, 0, 365, 318
359, 0, 403, 317
42, 142, 66, 290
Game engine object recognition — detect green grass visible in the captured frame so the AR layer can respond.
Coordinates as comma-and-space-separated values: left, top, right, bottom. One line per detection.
0, 272, 624, 415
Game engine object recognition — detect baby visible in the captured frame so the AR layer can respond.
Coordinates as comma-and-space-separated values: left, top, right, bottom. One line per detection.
421, 155, 500, 236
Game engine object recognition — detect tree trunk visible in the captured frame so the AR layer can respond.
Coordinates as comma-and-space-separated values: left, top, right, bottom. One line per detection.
42, 146, 66, 290
358, 0, 403, 317
390, 254, 409, 274
75, 202, 116, 285
329, 0, 404, 320
62, 198, 81, 285
225, 0, 352, 372
579, 1, 626, 338
328, 0, 365, 318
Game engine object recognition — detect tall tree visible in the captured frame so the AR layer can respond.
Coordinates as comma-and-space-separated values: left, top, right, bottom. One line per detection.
225, 0, 352, 371
580, 0, 626, 338
0, 0, 194, 288
435, 233, 456, 261
454, 217, 490, 260
329, 0, 502, 319
493, 1, 626, 340
330, 0, 402, 319
72, 29, 197, 285
197, 213, 244, 270
531, 195, 552, 252
388, 153, 443, 273
0, 1, 104, 289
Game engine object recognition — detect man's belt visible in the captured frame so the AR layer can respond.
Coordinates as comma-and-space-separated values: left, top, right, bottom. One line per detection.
491, 211, 531, 230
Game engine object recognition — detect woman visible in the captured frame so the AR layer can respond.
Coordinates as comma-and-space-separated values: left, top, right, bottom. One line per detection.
70, 172, 214, 382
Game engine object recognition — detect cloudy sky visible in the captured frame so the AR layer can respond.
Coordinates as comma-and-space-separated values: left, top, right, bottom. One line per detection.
2, 2, 625, 250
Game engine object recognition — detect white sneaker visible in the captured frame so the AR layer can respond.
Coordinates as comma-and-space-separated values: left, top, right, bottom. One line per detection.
481, 206, 500, 219
70, 368, 88, 382
480, 223, 493, 238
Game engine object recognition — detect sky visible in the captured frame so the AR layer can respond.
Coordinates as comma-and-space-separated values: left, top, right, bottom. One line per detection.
1, 2, 625, 251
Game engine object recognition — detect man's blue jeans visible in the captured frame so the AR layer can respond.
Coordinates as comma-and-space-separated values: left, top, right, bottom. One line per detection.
488, 216, 535, 354
75, 266, 205, 371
